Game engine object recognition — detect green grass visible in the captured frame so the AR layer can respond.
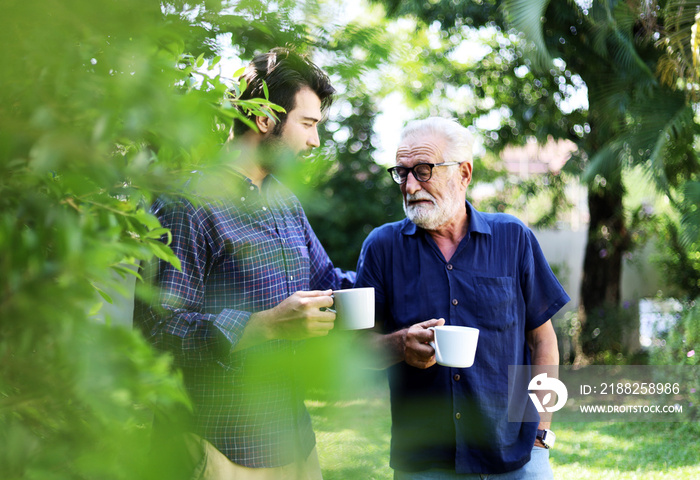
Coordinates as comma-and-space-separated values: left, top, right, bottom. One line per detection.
551, 422, 700, 479
307, 376, 700, 480
306, 371, 393, 480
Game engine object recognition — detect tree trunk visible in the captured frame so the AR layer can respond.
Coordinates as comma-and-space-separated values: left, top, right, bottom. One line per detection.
574, 181, 629, 364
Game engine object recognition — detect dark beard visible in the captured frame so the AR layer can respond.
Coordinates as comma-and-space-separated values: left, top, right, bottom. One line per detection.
258, 122, 298, 175
260, 119, 285, 150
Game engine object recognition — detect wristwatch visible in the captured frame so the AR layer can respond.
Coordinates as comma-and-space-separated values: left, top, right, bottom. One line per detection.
536, 429, 556, 449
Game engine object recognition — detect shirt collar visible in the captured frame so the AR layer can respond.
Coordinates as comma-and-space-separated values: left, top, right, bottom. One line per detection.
230, 169, 257, 189
466, 200, 492, 236
230, 171, 283, 193
400, 200, 492, 237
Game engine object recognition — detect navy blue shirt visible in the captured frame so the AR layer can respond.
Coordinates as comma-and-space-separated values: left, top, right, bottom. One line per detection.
355, 201, 569, 474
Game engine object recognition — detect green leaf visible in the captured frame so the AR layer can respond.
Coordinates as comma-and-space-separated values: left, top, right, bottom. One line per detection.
134, 211, 162, 231
147, 240, 182, 271
92, 284, 114, 305
88, 301, 104, 316
111, 264, 144, 282
145, 227, 171, 242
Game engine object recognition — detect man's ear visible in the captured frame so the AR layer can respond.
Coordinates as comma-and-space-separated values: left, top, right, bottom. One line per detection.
461, 161, 473, 188
255, 115, 274, 134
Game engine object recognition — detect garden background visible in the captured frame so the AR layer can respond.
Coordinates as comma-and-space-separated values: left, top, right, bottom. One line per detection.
1, 0, 699, 479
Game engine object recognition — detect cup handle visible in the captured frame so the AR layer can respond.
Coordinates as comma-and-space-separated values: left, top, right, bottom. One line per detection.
427, 326, 440, 361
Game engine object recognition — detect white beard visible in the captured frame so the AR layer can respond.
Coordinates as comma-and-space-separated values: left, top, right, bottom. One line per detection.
404, 183, 465, 231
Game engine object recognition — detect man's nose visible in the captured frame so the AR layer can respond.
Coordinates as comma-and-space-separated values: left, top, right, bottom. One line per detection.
403, 171, 422, 195
307, 127, 320, 148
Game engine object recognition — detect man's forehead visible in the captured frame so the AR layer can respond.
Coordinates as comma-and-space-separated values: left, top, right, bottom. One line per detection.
396, 135, 445, 163
288, 87, 323, 121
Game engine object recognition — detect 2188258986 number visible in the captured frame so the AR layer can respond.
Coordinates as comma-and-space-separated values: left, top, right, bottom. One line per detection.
598, 382, 681, 395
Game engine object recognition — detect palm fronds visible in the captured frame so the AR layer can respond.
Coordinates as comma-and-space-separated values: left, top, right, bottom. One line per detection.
657, 0, 700, 99
502, 0, 554, 72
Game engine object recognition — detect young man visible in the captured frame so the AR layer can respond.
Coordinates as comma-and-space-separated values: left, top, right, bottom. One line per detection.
135, 48, 353, 480
356, 117, 569, 479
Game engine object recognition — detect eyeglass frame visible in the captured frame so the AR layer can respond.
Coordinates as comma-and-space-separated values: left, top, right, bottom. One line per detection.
386, 161, 463, 185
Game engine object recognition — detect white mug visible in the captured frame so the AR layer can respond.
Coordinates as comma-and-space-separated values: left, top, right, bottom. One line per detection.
332, 287, 375, 330
428, 325, 479, 368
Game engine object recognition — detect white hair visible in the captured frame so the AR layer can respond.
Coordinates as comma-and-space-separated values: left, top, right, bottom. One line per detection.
399, 117, 474, 165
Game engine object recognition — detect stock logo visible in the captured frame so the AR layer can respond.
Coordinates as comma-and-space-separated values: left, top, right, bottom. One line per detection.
528, 373, 568, 413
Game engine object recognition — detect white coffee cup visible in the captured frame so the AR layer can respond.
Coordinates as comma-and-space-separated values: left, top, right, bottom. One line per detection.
428, 325, 480, 368
331, 287, 375, 330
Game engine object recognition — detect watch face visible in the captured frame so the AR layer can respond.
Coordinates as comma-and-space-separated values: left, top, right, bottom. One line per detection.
540, 429, 555, 448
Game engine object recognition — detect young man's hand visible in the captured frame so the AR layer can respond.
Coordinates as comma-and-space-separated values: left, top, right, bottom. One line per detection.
250, 290, 336, 341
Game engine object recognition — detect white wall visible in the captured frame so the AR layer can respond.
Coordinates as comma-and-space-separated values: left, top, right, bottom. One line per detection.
94, 269, 138, 328
534, 228, 667, 315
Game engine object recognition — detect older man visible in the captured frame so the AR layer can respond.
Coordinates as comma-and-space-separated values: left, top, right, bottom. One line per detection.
355, 117, 569, 479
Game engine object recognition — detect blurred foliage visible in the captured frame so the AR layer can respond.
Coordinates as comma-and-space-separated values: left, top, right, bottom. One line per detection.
366, 7, 587, 152
564, 304, 640, 365
507, 0, 700, 361
653, 214, 700, 301
477, 168, 577, 229
649, 300, 700, 416
656, 0, 700, 102
503, 0, 700, 241
651, 301, 700, 366
377, 0, 501, 27
0, 0, 312, 478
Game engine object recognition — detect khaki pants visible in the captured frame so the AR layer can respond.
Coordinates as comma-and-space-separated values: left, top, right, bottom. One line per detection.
193, 435, 323, 480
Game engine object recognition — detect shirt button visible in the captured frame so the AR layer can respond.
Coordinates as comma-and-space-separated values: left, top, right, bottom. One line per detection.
446, 264, 453, 270
289, 276, 294, 281
455, 412, 461, 420
262, 206, 267, 211
452, 299, 459, 306
250, 186, 255, 191
453, 374, 461, 381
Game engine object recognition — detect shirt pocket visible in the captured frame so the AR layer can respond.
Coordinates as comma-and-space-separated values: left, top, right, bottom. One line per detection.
474, 276, 517, 331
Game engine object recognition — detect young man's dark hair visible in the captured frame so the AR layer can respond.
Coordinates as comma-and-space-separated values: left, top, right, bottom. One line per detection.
231, 47, 335, 137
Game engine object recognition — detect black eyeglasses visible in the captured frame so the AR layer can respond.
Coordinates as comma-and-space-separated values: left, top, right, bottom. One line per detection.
387, 162, 462, 184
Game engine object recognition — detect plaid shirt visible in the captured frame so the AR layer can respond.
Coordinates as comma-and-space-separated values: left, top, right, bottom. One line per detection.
134, 173, 354, 468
